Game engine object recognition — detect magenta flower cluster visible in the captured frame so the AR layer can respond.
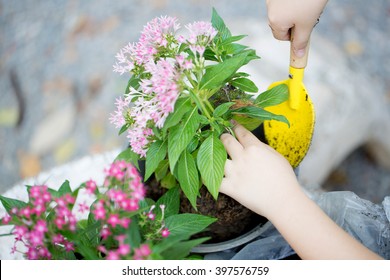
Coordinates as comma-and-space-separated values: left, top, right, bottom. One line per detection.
111, 16, 217, 157
0, 160, 170, 260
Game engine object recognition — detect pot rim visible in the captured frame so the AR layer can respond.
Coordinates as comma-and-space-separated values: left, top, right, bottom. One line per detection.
191, 221, 272, 254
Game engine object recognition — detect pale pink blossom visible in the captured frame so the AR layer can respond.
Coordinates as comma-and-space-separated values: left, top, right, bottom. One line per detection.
185, 21, 217, 46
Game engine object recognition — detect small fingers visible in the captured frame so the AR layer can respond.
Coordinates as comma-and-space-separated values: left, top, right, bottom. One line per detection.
220, 133, 243, 160
232, 124, 261, 148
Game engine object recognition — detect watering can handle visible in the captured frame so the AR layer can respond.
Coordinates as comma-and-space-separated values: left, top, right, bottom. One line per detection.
289, 28, 310, 69
288, 28, 310, 110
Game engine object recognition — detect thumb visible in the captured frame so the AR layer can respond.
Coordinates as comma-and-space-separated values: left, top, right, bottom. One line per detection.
291, 25, 312, 58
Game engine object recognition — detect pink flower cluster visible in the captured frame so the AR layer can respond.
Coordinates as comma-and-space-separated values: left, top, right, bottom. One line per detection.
0, 161, 171, 260
113, 16, 180, 75
3, 185, 77, 260
111, 16, 218, 157
186, 21, 218, 56
90, 161, 169, 259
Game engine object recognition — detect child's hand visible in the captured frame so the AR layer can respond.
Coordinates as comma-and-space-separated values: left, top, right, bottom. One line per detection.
219, 124, 301, 218
266, 0, 328, 57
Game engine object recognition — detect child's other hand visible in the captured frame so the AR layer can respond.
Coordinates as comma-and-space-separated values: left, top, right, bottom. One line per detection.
219, 124, 300, 218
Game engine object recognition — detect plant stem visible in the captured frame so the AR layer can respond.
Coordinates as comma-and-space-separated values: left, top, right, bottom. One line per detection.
190, 90, 212, 120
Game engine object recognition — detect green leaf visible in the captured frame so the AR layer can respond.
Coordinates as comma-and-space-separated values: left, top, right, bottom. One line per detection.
199, 52, 249, 90
233, 72, 250, 78
226, 43, 248, 55
231, 106, 290, 126
255, 84, 289, 108
126, 216, 141, 248
221, 35, 247, 46
115, 148, 140, 169
168, 107, 199, 171
160, 172, 177, 189
125, 75, 140, 94
165, 213, 217, 238
155, 159, 169, 181
144, 140, 167, 181
196, 132, 227, 199
156, 186, 180, 218
231, 77, 258, 93
160, 237, 210, 260
0, 195, 28, 214
73, 243, 100, 260
163, 97, 192, 133
118, 123, 130, 136
213, 102, 235, 117
177, 151, 200, 210
232, 115, 263, 131
211, 8, 231, 40
152, 234, 192, 255
58, 180, 72, 196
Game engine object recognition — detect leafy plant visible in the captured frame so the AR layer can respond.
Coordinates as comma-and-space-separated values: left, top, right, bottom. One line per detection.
0, 160, 216, 260
110, 9, 289, 209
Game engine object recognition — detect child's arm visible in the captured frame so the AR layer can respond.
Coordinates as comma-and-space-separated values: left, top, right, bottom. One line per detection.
220, 124, 382, 259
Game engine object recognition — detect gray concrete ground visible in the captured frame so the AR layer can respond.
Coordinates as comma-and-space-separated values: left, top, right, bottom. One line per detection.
0, 0, 389, 202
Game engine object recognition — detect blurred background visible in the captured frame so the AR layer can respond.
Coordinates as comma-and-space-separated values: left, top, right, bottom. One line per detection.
1, 0, 389, 201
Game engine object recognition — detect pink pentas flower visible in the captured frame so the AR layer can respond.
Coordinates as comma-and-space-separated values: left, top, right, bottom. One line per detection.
113, 44, 135, 75
37, 247, 51, 259
19, 206, 32, 219
92, 204, 106, 221
147, 212, 155, 220
85, 179, 97, 195
185, 21, 217, 46
63, 193, 75, 204
26, 247, 39, 260
100, 227, 111, 240
11, 207, 18, 215
64, 240, 75, 252
106, 250, 120, 260
52, 234, 65, 245
78, 201, 89, 214
32, 201, 46, 216
117, 244, 131, 256
34, 220, 48, 234
54, 216, 65, 229
29, 230, 44, 247
120, 217, 131, 228
107, 213, 120, 228
14, 225, 28, 239
1, 214, 12, 224
55, 197, 66, 208
161, 228, 170, 238
133, 244, 152, 260
113, 16, 180, 74
109, 96, 131, 129
29, 185, 42, 198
